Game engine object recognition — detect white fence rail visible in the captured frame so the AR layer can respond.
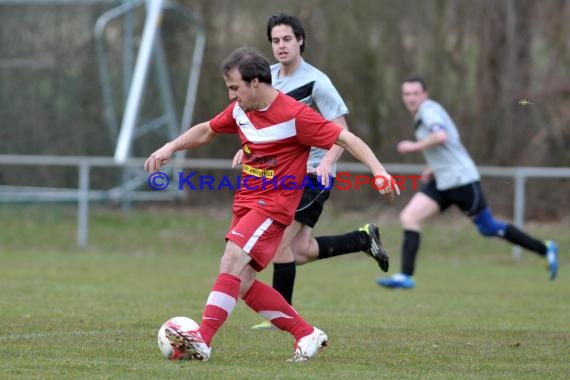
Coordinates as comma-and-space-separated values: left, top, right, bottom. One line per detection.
1, 155, 570, 251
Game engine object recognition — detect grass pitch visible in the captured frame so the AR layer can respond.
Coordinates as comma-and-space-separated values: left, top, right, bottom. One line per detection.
0, 204, 568, 379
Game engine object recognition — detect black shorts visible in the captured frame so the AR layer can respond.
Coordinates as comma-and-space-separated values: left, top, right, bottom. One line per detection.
294, 175, 334, 228
421, 179, 487, 217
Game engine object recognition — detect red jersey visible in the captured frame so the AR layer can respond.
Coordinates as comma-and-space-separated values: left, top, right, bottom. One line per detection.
210, 92, 342, 225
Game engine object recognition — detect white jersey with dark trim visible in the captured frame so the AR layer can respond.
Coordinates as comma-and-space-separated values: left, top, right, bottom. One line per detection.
414, 99, 480, 190
271, 59, 348, 177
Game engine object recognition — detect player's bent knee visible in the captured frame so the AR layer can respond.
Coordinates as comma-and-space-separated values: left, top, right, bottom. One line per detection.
399, 209, 411, 224
274, 245, 295, 262
473, 208, 507, 237
294, 254, 312, 266
399, 210, 420, 230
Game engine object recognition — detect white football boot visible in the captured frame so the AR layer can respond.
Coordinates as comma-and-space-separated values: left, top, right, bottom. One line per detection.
164, 324, 211, 361
288, 327, 328, 362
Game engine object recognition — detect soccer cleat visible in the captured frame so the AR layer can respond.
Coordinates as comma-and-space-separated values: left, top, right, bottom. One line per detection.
360, 223, 390, 272
250, 320, 276, 330
376, 273, 415, 289
545, 240, 558, 281
164, 324, 211, 361
288, 327, 328, 362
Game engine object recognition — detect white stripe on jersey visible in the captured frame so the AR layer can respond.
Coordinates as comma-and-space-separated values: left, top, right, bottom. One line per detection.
243, 217, 273, 253
233, 105, 296, 143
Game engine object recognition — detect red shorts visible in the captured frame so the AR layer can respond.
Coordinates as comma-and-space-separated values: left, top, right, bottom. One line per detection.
226, 208, 286, 271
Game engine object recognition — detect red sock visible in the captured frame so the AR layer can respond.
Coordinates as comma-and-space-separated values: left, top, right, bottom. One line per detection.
198, 273, 240, 346
242, 280, 313, 340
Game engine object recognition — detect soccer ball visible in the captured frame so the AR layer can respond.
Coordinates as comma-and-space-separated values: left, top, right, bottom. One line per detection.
157, 316, 199, 360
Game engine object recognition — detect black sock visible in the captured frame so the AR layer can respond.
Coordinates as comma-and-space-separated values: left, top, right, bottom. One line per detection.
315, 230, 370, 260
272, 261, 296, 305
402, 230, 420, 276
503, 225, 547, 256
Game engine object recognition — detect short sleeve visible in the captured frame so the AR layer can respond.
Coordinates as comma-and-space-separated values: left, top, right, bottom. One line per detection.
311, 77, 349, 121
295, 105, 343, 149
420, 106, 446, 132
210, 103, 238, 134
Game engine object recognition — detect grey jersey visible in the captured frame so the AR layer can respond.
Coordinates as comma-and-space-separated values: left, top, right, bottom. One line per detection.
414, 99, 480, 190
271, 59, 348, 177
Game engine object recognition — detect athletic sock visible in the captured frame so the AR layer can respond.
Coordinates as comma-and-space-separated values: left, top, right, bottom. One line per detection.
198, 273, 240, 346
242, 280, 314, 340
401, 230, 420, 276
315, 230, 369, 259
503, 224, 547, 256
272, 261, 296, 305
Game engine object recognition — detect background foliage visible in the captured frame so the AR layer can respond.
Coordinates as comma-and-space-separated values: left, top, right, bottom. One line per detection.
1, 0, 569, 218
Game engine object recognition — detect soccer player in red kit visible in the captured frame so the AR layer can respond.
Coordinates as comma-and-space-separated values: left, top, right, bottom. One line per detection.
144, 46, 399, 362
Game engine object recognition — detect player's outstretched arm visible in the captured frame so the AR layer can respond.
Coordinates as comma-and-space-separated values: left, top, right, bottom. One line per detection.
144, 122, 217, 173
397, 130, 447, 154
335, 129, 400, 201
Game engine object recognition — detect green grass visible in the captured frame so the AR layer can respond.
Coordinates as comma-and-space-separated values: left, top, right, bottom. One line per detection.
0, 204, 568, 379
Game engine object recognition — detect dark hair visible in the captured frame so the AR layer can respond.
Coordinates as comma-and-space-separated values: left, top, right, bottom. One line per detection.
220, 46, 272, 85
266, 13, 306, 54
403, 75, 427, 91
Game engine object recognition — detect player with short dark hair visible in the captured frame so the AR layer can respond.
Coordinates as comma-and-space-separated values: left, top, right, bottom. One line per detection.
234, 13, 391, 331
266, 12, 306, 54
377, 76, 558, 289
145, 46, 399, 361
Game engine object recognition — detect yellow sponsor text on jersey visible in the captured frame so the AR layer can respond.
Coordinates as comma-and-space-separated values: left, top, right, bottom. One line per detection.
243, 164, 275, 178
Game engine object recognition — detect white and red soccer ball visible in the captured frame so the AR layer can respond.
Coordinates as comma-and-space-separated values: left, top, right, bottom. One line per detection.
157, 316, 199, 360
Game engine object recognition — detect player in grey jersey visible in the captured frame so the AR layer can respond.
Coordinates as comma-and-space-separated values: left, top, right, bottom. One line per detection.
233, 13, 391, 330
377, 76, 558, 289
